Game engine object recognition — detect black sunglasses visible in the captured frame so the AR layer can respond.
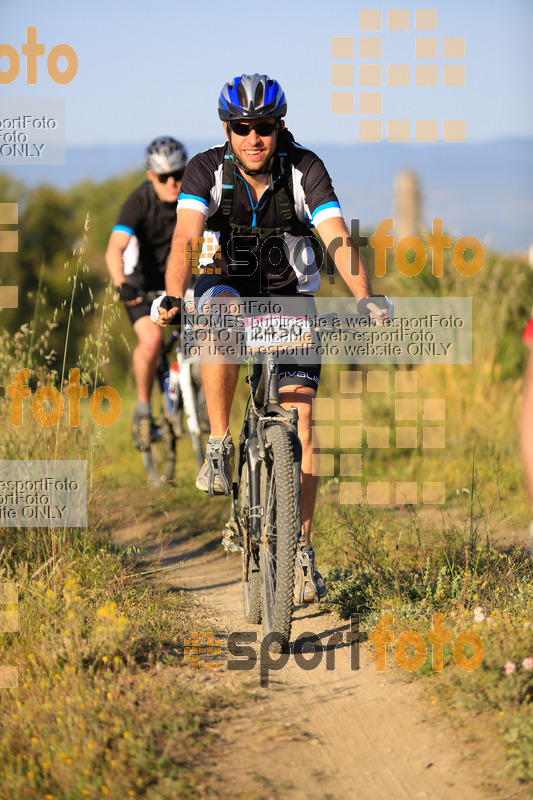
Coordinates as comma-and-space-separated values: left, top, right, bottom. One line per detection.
230, 120, 279, 137
156, 170, 184, 184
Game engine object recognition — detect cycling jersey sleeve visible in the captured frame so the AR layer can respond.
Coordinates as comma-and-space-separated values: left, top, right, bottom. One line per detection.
113, 184, 149, 236
177, 150, 221, 216
290, 144, 343, 228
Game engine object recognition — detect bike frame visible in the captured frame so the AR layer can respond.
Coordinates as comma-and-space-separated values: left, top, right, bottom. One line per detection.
157, 331, 201, 436
224, 353, 302, 583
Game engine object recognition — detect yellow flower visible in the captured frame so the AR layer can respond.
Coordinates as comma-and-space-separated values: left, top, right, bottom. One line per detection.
31, 737, 38, 744
66, 758, 73, 765
101, 787, 109, 795
123, 732, 130, 739
96, 601, 117, 619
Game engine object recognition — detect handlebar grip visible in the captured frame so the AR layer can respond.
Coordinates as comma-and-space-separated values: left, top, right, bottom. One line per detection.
356, 295, 391, 317
161, 295, 181, 325
160, 295, 181, 311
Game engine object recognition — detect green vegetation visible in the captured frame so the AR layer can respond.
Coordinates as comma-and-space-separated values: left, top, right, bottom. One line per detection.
1, 168, 533, 793
0, 170, 142, 374
314, 242, 533, 789
0, 245, 242, 799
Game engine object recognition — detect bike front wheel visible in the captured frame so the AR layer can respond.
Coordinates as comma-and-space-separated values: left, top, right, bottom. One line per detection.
140, 382, 176, 487
239, 460, 262, 624
259, 424, 300, 647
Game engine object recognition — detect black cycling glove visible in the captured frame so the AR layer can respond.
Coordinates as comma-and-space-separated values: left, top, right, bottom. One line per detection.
117, 283, 142, 303
356, 295, 391, 318
160, 295, 182, 325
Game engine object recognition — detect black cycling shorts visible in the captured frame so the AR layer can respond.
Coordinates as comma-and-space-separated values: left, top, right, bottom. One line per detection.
124, 299, 153, 326
193, 274, 321, 391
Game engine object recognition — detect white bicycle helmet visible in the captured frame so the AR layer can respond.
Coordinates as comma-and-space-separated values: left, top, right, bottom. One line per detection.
144, 137, 187, 173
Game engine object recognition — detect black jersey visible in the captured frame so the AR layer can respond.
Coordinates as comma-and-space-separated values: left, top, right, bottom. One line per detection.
113, 181, 177, 291
178, 139, 343, 295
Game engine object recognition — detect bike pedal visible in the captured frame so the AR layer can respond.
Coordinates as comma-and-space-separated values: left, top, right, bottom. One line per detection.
222, 534, 242, 553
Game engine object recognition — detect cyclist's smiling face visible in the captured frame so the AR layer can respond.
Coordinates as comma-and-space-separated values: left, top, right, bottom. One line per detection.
224, 117, 281, 174
147, 170, 182, 203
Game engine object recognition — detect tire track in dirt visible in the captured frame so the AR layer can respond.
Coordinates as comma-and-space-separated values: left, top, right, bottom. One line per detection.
134, 519, 509, 800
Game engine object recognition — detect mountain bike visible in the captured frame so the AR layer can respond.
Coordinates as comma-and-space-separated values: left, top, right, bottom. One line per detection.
186, 297, 390, 647
217, 309, 357, 647
141, 293, 207, 488
222, 348, 302, 648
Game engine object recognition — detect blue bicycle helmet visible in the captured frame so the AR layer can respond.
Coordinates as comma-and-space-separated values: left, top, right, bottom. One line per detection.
218, 74, 287, 121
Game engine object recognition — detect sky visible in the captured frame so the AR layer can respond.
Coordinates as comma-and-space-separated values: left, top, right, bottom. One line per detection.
2, 0, 533, 147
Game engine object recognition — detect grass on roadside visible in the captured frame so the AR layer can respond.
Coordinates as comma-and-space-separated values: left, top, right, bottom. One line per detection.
312, 248, 533, 790
315, 500, 533, 787
0, 241, 246, 800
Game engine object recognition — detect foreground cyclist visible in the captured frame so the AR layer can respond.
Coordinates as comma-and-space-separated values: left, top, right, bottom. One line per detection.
154, 75, 389, 602
105, 137, 187, 451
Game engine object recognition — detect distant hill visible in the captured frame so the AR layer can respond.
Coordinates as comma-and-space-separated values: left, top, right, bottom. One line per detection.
1, 138, 532, 252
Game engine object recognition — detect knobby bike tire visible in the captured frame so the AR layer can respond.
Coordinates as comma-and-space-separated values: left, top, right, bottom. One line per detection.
190, 429, 205, 472
239, 460, 262, 624
141, 385, 176, 487
171, 364, 206, 471
259, 424, 300, 647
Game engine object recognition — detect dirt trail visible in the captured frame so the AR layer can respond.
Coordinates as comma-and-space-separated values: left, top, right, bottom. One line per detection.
115, 502, 512, 800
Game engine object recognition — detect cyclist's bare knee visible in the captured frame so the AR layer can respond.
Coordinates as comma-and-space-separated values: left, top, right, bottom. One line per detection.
279, 386, 315, 443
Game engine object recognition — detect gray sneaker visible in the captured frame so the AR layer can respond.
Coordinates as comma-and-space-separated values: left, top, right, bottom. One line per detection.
132, 412, 153, 452
294, 544, 327, 605
195, 435, 235, 496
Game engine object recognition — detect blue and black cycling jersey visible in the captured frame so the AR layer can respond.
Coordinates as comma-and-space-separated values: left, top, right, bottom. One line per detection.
178, 138, 344, 296
113, 181, 177, 292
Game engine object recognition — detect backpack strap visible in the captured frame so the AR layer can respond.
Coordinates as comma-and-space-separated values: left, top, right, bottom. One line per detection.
207, 148, 237, 232
206, 132, 313, 263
